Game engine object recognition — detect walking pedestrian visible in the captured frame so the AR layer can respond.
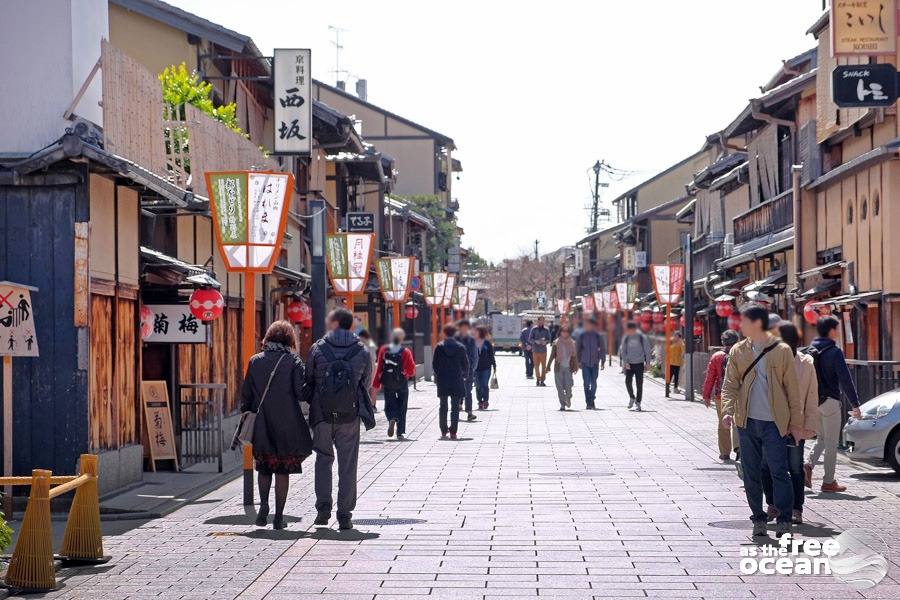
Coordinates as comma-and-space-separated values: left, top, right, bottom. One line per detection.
240, 320, 313, 530
306, 308, 376, 531
373, 328, 416, 440
575, 317, 606, 409
529, 317, 552, 386
547, 326, 578, 410
619, 321, 652, 411
433, 323, 469, 440
804, 315, 862, 493
668, 331, 685, 394
473, 325, 496, 410
761, 322, 820, 525
720, 303, 803, 538
358, 329, 378, 411
702, 329, 740, 461
455, 319, 479, 422
520, 320, 534, 379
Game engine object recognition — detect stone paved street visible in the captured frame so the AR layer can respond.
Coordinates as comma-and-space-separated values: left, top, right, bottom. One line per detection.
31, 355, 900, 599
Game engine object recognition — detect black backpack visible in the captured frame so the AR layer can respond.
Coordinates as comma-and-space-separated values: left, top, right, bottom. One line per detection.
380, 349, 406, 391
317, 341, 363, 422
802, 345, 835, 404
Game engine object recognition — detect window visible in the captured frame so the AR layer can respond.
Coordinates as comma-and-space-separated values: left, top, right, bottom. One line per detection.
874, 191, 880, 216
861, 197, 868, 220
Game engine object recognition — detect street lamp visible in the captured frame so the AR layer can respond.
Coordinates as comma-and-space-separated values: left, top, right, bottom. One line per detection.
309, 198, 326, 341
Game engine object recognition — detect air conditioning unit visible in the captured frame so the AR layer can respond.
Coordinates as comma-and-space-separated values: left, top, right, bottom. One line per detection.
723, 233, 734, 257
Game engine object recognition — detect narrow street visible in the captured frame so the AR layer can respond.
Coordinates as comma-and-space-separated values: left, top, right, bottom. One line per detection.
37, 355, 900, 600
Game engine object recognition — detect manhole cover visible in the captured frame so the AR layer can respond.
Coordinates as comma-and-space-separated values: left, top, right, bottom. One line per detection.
516, 441, 574, 445
351, 518, 426, 526
694, 467, 735, 472
207, 531, 240, 537
525, 471, 615, 478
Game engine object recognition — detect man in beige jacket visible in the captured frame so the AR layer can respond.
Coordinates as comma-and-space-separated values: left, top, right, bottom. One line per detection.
721, 304, 804, 538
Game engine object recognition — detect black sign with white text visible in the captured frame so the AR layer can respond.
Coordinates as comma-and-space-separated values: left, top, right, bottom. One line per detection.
346, 212, 375, 233
832, 65, 897, 108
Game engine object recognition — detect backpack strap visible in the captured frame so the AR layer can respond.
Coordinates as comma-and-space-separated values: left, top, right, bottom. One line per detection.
318, 340, 337, 362
344, 342, 363, 362
740, 341, 779, 385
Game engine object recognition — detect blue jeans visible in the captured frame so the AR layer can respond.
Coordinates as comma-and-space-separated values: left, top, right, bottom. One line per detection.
762, 440, 806, 514
738, 418, 793, 524
475, 369, 491, 405
581, 366, 599, 407
524, 350, 534, 377
464, 375, 474, 413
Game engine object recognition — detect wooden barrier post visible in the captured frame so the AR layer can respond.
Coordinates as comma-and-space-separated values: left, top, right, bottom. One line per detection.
59, 454, 106, 564
242, 444, 254, 506
5, 470, 55, 592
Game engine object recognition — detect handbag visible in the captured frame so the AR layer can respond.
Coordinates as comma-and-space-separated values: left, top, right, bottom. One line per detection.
490, 372, 499, 390
230, 354, 286, 450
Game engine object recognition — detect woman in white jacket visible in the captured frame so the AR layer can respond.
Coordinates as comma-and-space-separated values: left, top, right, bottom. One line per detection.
762, 322, 820, 524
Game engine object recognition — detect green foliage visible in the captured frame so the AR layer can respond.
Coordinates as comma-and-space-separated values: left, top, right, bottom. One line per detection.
464, 247, 490, 270
0, 505, 12, 551
159, 63, 243, 134
400, 195, 457, 270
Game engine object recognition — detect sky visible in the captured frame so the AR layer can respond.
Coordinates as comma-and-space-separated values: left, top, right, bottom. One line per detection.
172, 0, 825, 262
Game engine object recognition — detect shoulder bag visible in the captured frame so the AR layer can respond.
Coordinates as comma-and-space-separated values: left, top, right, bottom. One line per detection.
230, 354, 287, 450
739, 342, 779, 385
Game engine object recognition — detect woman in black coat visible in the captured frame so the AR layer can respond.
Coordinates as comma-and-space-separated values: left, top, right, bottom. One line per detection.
240, 320, 312, 529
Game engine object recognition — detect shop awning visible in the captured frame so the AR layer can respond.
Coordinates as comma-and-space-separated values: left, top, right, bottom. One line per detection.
799, 278, 841, 299
742, 268, 787, 294
273, 265, 311, 283
811, 291, 881, 309
717, 230, 793, 270
140, 246, 220, 288
797, 261, 847, 280
712, 274, 750, 294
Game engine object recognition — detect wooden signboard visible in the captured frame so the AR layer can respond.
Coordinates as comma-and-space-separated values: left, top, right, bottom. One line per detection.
140, 381, 179, 472
74, 222, 89, 327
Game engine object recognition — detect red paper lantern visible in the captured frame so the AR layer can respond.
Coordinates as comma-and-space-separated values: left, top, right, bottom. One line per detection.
189, 287, 224, 322
405, 305, 420, 320
728, 312, 742, 331
286, 299, 312, 326
679, 314, 686, 327
640, 310, 652, 324
652, 311, 664, 324
140, 305, 154, 340
639, 319, 652, 333
803, 300, 827, 325
693, 319, 704, 337
715, 300, 733, 318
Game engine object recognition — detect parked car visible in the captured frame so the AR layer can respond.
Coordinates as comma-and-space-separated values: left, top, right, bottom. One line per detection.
843, 389, 900, 474
487, 313, 523, 353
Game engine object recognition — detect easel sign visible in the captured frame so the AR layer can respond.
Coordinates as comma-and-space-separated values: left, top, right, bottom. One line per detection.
140, 381, 179, 472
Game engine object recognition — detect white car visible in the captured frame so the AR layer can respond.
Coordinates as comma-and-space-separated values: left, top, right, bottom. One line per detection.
843, 390, 900, 474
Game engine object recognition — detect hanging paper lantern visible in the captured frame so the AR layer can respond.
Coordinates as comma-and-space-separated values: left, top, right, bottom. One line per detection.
728, 312, 742, 331
639, 319, 652, 333
652, 310, 664, 324
679, 313, 686, 327
693, 319, 704, 337
640, 310, 652, 324
189, 287, 224, 322
286, 299, 311, 326
140, 305, 154, 340
405, 305, 420, 320
803, 300, 827, 325
715, 300, 734, 317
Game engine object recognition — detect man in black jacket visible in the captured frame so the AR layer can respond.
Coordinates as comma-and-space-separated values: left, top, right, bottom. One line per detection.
305, 308, 374, 530
432, 323, 469, 440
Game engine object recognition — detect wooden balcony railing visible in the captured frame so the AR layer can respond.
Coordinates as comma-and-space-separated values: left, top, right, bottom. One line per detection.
732, 190, 793, 245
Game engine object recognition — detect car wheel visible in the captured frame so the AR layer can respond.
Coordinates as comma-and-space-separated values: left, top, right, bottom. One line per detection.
887, 429, 900, 474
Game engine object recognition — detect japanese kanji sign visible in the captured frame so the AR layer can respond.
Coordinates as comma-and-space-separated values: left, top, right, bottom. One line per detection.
421, 272, 449, 306
206, 171, 293, 273
375, 257, 414, 303
831, 0, 896, 56
326, 233, 375, 294
442, 274, 457, 308
557, 299, 570, 314
466, 289, 478, 312
143, 305, 209, 344
651, 264, 685, 305
593, 291, 605, 313
609, 288, 620, 311
141, 381, 178, 470
616, 282, 637, 310
602, 290, 614, 313
452, 285, 469, 311
273, 48, 312, 154
832, 64, 898, 107
0, 282, 38, 357
582, 294, 596, 313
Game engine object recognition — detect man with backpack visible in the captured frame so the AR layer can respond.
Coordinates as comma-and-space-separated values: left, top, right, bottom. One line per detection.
433, 323, 469, 439
804, 315, 862, 493
720, 304, 803, 539
305, 308, 375, 530
373, 328, 417, 440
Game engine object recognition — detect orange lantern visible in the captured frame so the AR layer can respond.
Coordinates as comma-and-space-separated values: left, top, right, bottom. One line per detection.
803, 300, 827, 325
140, 305, 154, 340
728, 312, 742, 331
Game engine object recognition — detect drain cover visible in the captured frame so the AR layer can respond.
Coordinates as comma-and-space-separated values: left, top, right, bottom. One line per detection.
352, 518, 426, 526
516, 441, 574, 445
207, 531, 240, 537
525, 471, 615, 478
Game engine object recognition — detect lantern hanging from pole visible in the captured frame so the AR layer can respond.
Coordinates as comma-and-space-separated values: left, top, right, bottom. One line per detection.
692, 319, 704, 337
728, 312, 741, 331
189, 287, 224, 322
715, 300, 734, 318
287, 299, 311, 325
639, 319, 652, 333
640, 309, 652, 324
140, 305, 154, 340
405, 304, 419, 320
803, 300, 827, 325
652, 310, 664, 324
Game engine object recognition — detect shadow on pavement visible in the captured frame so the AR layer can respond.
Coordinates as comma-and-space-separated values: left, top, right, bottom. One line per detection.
849, 471, 899, 481
808, 492, 876, 501
204, 513, 303, 526
709, 519, 841, 538
439, 437, 474, 442
239, 528, 380, 542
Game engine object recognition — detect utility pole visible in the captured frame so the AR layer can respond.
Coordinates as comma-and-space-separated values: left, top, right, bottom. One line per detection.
534, 239, 539, 260
505, 264, 510, 313
591, 160, 601, 233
